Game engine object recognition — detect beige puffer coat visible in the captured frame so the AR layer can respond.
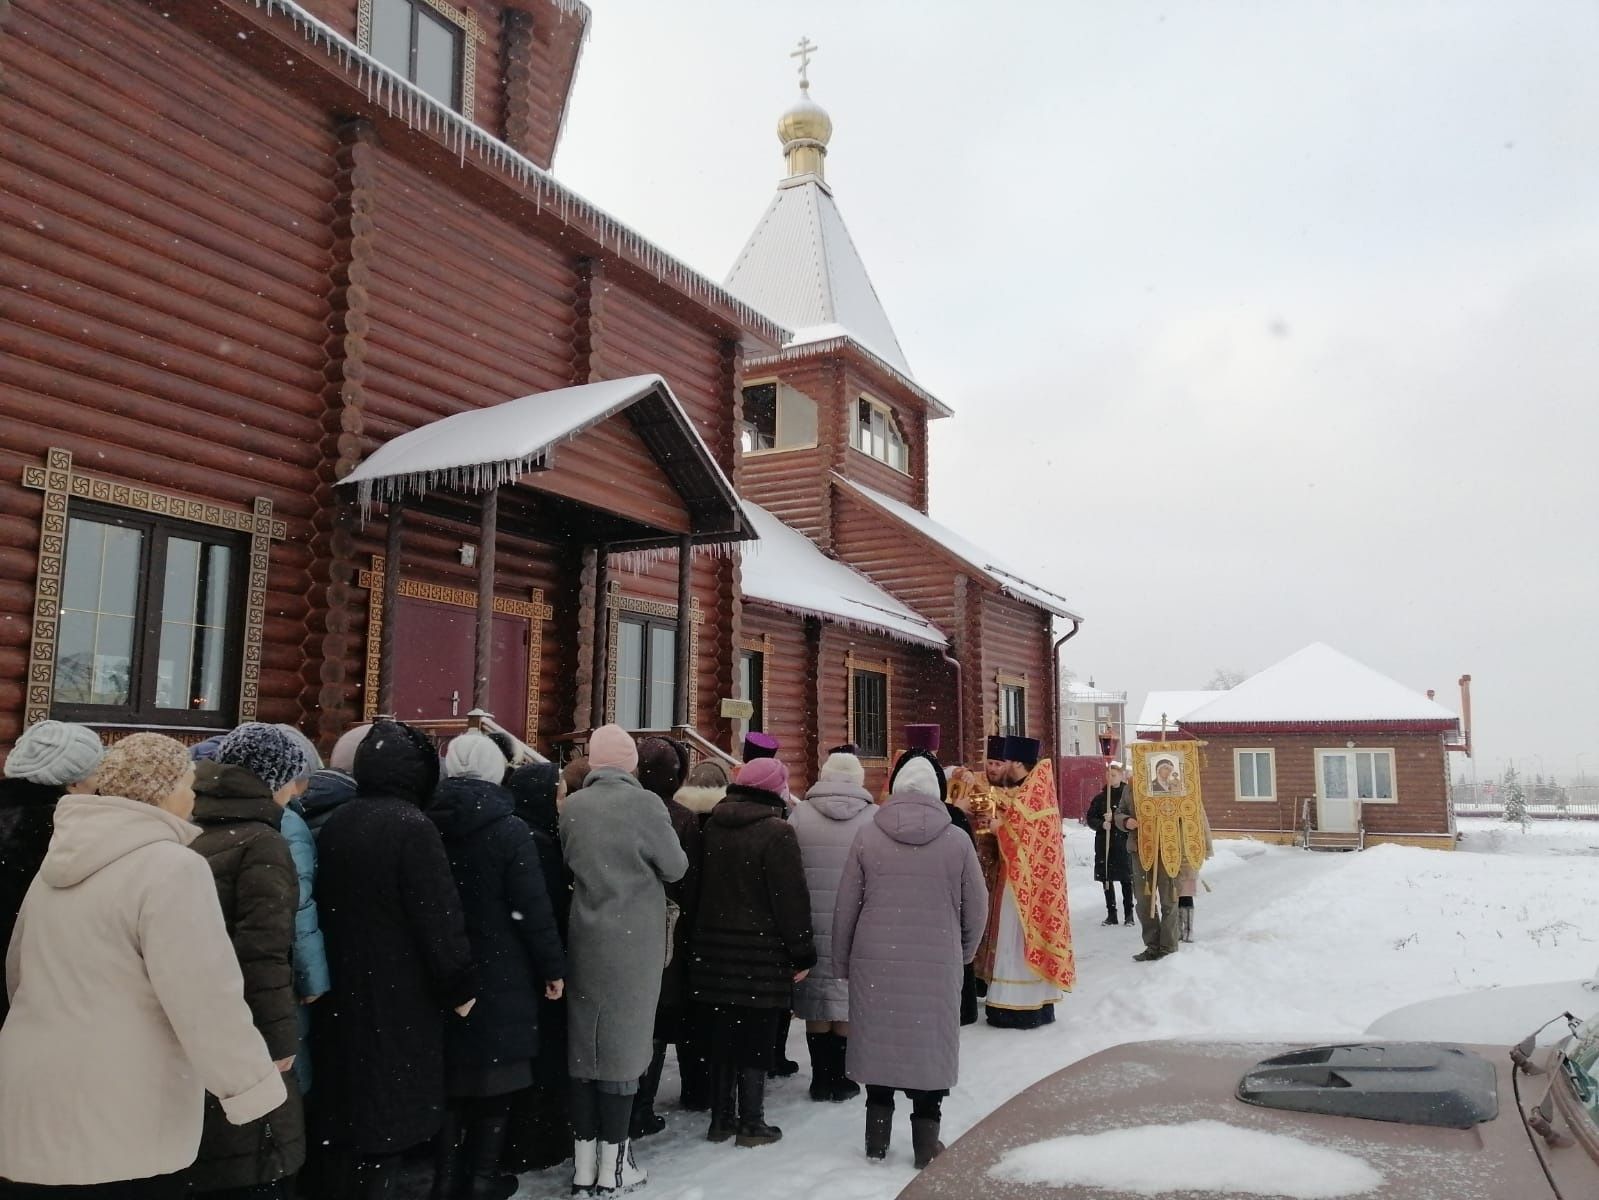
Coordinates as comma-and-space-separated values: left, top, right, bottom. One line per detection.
0, 793, 285, 1186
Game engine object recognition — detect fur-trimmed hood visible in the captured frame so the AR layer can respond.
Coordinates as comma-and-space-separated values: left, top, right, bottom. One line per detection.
674, 784, 726, 816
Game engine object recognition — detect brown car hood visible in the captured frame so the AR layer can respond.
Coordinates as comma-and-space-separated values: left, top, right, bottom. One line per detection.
899, 1039, 1558, 1200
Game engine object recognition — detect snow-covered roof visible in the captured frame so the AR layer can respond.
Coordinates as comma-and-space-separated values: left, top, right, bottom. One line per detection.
1181, 644, 1460, 727
834, 477, 1081, 620
725, 177, 912, 377
340, 375, 746, 538
1135, 691, 1226, 732
747, 326, 954, 420
739, 502, 947, 649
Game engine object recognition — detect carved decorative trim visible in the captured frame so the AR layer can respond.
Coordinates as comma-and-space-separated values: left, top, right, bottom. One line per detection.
737, 633, 772, 731
357, 555, 551, 744
604, 582, 703, 725
20, 449, 283, 729
355, 0, 483, 122
845, 650, 894, 762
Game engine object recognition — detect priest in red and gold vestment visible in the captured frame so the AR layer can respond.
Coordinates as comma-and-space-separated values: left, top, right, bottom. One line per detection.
960, 735, 1074, 1028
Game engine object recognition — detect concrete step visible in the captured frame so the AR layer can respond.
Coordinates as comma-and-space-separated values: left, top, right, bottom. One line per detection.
1304, 831, 1363, 851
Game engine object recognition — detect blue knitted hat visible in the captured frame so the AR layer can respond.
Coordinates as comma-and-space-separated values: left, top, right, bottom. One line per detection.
216, 722, 310, 794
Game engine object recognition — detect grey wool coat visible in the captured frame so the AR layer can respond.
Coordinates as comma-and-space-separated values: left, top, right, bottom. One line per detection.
833, 789, 988, 1092
560, 767, 688, 1082
790, 780, 876, 1022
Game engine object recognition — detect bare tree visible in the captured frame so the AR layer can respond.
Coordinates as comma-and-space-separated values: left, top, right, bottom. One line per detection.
1205, 667, 1247, 690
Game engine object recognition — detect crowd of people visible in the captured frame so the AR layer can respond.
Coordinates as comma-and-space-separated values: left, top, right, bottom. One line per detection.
0, 713, 1194, 1198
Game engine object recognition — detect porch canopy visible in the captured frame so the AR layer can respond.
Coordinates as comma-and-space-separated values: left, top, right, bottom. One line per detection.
340, 374, 753, 724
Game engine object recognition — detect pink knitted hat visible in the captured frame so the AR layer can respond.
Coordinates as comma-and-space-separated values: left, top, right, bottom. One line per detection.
737, 756, 789, 797
588, 724, 639, 774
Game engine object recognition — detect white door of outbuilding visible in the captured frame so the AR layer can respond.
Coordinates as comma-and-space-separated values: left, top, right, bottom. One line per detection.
1315, 750, 1361, 833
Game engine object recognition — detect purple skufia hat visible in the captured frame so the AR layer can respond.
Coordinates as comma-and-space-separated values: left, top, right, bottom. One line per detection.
903, 724, 941, 753
985, 735, 1008, 761
742, 732, 779, 761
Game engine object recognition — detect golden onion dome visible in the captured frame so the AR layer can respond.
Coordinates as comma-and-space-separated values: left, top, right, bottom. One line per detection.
778, 91, 833, 149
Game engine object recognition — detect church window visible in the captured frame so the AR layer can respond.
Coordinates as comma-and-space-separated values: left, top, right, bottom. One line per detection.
851, 396, 909, 473
370, 0, 465, 110
736, 648, 765, 743
615, 614, 677, 730
850, 667, 889, 758
53, 506, 245, 728
999, 682, 1027, 738
740, 382, 818, 453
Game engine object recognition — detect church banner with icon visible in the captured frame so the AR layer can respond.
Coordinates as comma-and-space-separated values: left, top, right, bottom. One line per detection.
1129, 741, 1208, 880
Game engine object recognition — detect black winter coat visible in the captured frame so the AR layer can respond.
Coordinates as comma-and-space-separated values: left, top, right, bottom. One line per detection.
690, 784, 815, 1010
188, 764, 305, 1190
657, 795, 704, 1026
316, 721, 476, 1154
0, 777, 61, 1026
507, 763, 572, 1091
1087, 783, 1131, 881
427, 777, 566, 1079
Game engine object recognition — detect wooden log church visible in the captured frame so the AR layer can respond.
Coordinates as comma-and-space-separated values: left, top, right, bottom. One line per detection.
0, 0, 1080, 792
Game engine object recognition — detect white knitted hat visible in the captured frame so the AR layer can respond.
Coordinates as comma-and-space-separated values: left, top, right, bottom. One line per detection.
4, 721, 106, 788
817, 751, 866, 788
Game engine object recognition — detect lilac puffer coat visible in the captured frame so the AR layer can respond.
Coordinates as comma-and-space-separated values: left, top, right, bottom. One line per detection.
790, 779, 875, 1023
833, 788, 987, 1092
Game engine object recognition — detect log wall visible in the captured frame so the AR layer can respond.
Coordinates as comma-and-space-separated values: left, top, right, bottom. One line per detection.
978, 591, 1056, 750
0, 0, 337, 742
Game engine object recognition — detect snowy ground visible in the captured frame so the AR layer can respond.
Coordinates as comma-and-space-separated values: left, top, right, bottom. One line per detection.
507, 818, 1599, 1199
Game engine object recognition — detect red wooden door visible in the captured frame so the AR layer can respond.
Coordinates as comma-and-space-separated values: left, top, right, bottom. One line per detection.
390, 595, 529, 738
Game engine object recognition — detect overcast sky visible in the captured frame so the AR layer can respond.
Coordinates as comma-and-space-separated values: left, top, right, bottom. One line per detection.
555, 1, 1599, 781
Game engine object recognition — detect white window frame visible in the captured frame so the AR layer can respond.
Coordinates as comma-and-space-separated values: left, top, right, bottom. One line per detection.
1314, 747, 1398, 805
740, 379, 819, 457
1233, 747, 1276, 802
850, 393, 910, 474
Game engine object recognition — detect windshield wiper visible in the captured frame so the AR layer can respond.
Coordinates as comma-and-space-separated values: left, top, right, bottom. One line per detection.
1511, 1011, 1581, 1076
1511, 1011, 1582, 1151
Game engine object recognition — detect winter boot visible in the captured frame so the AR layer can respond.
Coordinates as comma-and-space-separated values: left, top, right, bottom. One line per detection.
1133, 947, 1164, 962
706, 1061, 738, 1143
806, 1031, 832, 1102
910, 1117, 945, 1169
828, 1034, 860, 1102
678, 1042, 711, 1112
571, 1139, 598, 1196
1179, 905, 1194, 943
594, 1140, 646, 1195
734, 1067, 783, 1147
1123, 907, 1135, 925
458, 1113, 517, 1200
865, 1104, 893, 1161
430, 1111, 465, 1200
630, 1042, 668, 1139
768, 1012, 800, 1078
1102, 910, 1120, 926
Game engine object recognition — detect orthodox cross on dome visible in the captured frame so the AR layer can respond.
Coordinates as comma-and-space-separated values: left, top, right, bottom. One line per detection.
790, 36, 819, 90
